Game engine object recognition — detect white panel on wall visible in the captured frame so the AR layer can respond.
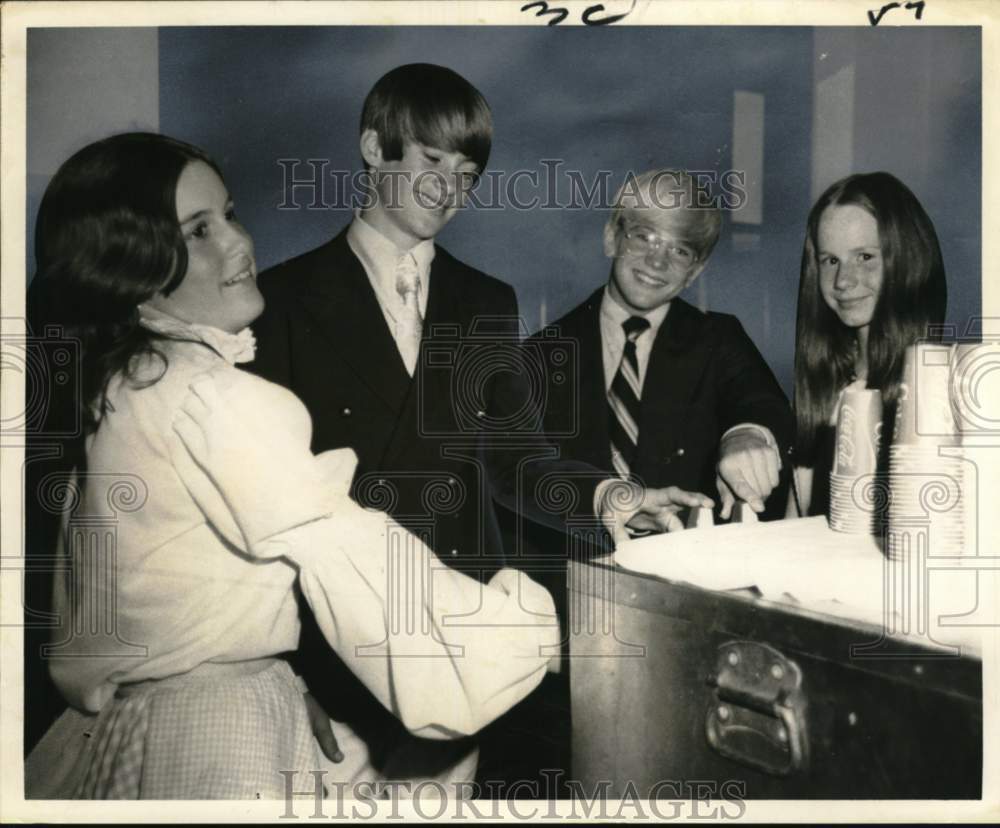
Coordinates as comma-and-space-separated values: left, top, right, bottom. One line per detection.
811, 62, 854, 203
731, 90, 764, 226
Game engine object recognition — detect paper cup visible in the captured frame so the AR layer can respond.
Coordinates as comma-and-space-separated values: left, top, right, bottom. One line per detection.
832, 388, 883, 477
895, 342, 957, 444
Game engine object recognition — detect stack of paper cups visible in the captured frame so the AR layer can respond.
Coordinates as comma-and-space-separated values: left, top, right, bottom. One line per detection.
948, 341, 990, 552
886, 342, 965, 561
828, 388, 884, 534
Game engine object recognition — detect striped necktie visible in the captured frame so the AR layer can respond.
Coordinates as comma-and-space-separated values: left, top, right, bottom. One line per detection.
608, 315, 650, 478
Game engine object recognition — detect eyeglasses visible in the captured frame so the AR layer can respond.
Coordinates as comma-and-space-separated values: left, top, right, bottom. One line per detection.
620, 226, 698, 267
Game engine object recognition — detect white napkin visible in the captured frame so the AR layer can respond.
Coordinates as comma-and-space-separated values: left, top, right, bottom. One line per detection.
613, 517, 982, 655
615, 517, 883, 611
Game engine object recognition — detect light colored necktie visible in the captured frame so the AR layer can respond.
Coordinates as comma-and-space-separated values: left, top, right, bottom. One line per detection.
608, 315, 650, 478
394, 252, 423, 376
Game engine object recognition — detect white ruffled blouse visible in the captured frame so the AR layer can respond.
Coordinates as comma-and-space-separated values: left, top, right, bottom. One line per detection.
137, 304, 257, 364
50, 311, 557, 740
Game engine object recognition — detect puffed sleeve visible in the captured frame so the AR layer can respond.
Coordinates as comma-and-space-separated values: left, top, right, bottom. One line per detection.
268, 506, 559, 739
172, 370, 560, 739
50, 363, 307, 714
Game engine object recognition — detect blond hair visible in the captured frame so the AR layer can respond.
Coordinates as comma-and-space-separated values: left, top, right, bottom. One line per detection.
605, 169, 722, 262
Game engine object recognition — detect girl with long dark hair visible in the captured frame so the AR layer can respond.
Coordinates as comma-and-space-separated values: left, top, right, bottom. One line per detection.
791, 172, 947, 515
25, 132, 559, 799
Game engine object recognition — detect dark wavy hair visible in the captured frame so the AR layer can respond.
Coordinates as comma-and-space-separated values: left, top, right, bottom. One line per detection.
793, 172, 947, 465
28, 132, 221, 434
360, 63, 493, 172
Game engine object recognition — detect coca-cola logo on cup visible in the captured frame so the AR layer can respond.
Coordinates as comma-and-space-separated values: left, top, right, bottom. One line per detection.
837, 404, 857, 471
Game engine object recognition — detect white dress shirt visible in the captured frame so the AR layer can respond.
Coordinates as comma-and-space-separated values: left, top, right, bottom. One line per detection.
347, 213, 435, 362
592, 288, 777, 513
599, 287, 671, 393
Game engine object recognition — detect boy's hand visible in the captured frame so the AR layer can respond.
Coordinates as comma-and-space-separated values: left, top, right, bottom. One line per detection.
304, 692, 344, 763
716, 429, 781, 519
597, 479, 713, 546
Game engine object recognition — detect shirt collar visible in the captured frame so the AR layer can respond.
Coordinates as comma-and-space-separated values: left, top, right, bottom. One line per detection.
600, 286, 671, 338
348, 212, 436, 287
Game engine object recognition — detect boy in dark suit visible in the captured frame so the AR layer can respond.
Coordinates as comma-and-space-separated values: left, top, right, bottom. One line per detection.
496, 169, 795, 791
251, 67, 709, 793
526, 168, 795, 516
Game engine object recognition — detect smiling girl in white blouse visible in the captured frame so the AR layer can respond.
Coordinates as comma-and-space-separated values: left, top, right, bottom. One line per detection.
25, 132, 558, 799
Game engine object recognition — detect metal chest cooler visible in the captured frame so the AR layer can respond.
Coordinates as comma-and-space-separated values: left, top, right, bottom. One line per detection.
568, 554, 983, 799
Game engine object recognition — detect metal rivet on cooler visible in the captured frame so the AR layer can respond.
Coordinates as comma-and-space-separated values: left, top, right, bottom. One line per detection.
717, 705, 730, 721
770, 663, 785, 680
727, 651, 739, 667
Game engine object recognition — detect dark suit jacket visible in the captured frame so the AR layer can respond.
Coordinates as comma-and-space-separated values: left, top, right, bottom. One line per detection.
491, 287, 795, 787
251, 228, 603, 577
501, 288, 795, 594
536, 288, 795, 497
249, 229, 604, 769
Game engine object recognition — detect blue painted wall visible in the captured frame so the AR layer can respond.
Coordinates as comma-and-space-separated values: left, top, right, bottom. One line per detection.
27, 26, 982, 395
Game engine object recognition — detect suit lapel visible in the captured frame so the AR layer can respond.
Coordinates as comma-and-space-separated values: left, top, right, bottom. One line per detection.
562, 289, 613, 471
295, 232, 412, 414
645, 299, 710, 403
637, 298, 710, 461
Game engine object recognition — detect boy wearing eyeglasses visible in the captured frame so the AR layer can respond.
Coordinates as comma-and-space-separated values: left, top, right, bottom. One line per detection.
488, 169, 795, 792
527, 169, 794, 524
